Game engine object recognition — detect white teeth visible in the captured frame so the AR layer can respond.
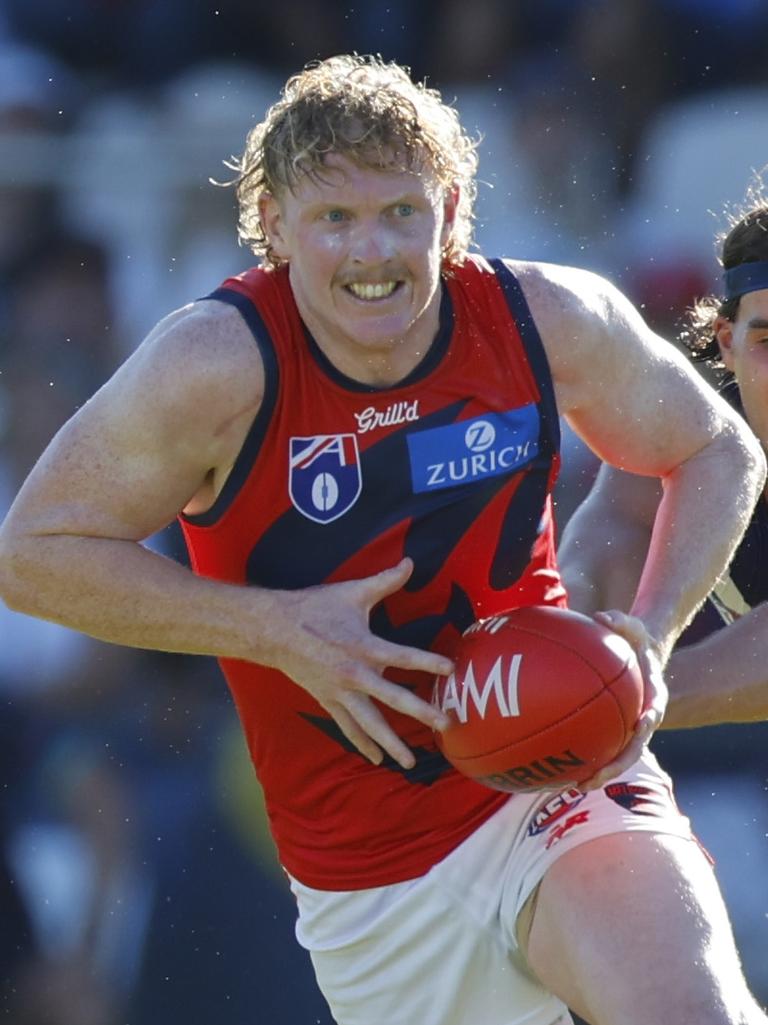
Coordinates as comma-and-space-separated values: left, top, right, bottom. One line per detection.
347, 281, 398, 300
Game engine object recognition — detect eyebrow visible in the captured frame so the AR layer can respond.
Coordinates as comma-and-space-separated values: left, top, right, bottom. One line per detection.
746, 317, 768, 330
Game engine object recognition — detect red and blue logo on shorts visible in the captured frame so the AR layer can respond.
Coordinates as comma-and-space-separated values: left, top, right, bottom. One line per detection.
289, 434, 362, 524
604, 781, 671, 817
527, 787, 586, 837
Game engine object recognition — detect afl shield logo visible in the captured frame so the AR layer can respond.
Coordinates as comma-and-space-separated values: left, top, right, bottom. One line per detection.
289, 434, 362, 523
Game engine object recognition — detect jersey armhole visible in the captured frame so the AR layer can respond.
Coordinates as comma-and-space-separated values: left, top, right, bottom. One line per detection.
180, 287, 280, 527
488, 258, 561, 458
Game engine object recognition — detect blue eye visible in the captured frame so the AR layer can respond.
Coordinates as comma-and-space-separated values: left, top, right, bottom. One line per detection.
325, 209, 346, 223
396, 203, 415, 217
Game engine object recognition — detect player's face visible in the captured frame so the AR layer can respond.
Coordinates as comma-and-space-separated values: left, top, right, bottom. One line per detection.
716, 288, 768, 451
259, 154, 457, 384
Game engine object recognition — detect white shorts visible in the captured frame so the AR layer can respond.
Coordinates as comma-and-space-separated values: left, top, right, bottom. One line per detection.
289, 751, 695, 1025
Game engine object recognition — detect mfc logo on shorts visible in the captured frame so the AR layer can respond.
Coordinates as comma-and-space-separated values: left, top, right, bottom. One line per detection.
604, 781, 671, 817
289, 434, 362, 524
406, 406, 540, 493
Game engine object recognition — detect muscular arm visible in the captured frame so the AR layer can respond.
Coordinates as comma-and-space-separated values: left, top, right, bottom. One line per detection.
514, 260, 765, 663
0, 301, 266, 657
665, 604, 768, 727
557, 464, 659, 617
509, 260, 764, 779
0, 301, 451, 767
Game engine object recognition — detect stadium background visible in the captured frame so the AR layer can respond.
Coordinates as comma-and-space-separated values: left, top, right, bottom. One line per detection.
0, 1, 767, 1021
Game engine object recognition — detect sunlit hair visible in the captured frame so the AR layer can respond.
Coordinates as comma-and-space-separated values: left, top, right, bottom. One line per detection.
226, 54, 478, 267
684, 179, 768, 378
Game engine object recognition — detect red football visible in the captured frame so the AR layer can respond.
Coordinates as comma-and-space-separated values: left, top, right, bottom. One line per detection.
432, 605, 644, 792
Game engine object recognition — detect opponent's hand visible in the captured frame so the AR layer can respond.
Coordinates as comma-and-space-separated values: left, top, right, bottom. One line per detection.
576, 608, 668, 791
258, 557, 453, 769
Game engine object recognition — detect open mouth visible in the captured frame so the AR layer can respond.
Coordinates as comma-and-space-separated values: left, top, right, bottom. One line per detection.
344, 281, 402, 301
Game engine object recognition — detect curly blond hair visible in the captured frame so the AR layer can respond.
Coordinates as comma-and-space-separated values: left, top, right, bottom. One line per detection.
227, 54, 479, 267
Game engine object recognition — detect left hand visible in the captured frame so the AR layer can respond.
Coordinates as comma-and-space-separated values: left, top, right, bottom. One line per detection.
576, 608, 668, 791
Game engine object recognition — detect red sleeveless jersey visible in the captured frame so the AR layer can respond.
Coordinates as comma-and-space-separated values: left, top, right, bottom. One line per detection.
180, 255, 567, 889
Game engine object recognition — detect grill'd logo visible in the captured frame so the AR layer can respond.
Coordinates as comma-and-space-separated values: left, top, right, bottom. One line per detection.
354, 399, 420, 434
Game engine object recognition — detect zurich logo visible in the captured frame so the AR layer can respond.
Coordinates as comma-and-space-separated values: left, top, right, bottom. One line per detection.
288, 434, 362, 524
464, 420, 496, 452
407, 406, 540, 494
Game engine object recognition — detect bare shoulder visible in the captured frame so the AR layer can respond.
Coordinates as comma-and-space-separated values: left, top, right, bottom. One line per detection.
504, 258, 613, 322
96, 298, 266, 511
2, 297, 268, 541
500, 258, 730, 474
134, 298, 264, 397
502, 259, 644, 378
108, 297, 265, 450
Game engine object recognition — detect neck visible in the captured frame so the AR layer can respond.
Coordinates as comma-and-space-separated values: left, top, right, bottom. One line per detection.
301, 287, 445, 388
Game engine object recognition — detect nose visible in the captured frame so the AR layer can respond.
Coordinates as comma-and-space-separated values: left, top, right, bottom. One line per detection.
348, 219, 395, 265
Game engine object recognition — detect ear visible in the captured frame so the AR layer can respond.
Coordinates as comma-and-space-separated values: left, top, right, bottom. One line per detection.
258, 192, 291, 262
714, 314, 735, 371
439, 184, 460, 250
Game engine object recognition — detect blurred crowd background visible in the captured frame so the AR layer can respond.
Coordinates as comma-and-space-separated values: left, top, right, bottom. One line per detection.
1, 1, 767, 1022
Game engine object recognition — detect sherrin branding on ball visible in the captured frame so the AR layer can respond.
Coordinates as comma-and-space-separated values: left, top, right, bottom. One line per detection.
432, 605, 644, 793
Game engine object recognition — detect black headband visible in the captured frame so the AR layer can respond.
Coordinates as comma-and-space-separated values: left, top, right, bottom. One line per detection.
723, 261, 768, 300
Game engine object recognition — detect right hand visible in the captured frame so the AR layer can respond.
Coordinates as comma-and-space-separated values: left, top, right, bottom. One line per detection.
577, 608, 668, 790
258, 557, 454, 769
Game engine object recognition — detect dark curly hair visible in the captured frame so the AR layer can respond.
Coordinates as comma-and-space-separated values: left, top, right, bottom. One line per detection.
684, 182, 768, 378
225, 54, 479, 268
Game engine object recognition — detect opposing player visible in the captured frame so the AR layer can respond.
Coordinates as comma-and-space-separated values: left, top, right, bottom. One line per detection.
559, 194, 768, 729
1, 56, 766, 1025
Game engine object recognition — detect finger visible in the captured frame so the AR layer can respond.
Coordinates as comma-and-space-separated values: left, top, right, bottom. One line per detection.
360, 670, 451, 731
579, 704, 659, 790
593, 609, 646, 647
341, 693, 417, 770
579, 647, 665, 792
331, 703, 385, 766
636, 655, 668, 720
368, 636, 454, 679
636, 705, 663, 737
579, 737, 647, 791
582, 697, 660, 791
579, 701, 657, 790
357, 557, 414, 605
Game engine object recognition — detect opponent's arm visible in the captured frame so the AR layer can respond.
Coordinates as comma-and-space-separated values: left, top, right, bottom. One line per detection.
558, 463, 660, 616
0, 301, 451, 768
560, 461, 768, 727
664, 604, 768, 727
